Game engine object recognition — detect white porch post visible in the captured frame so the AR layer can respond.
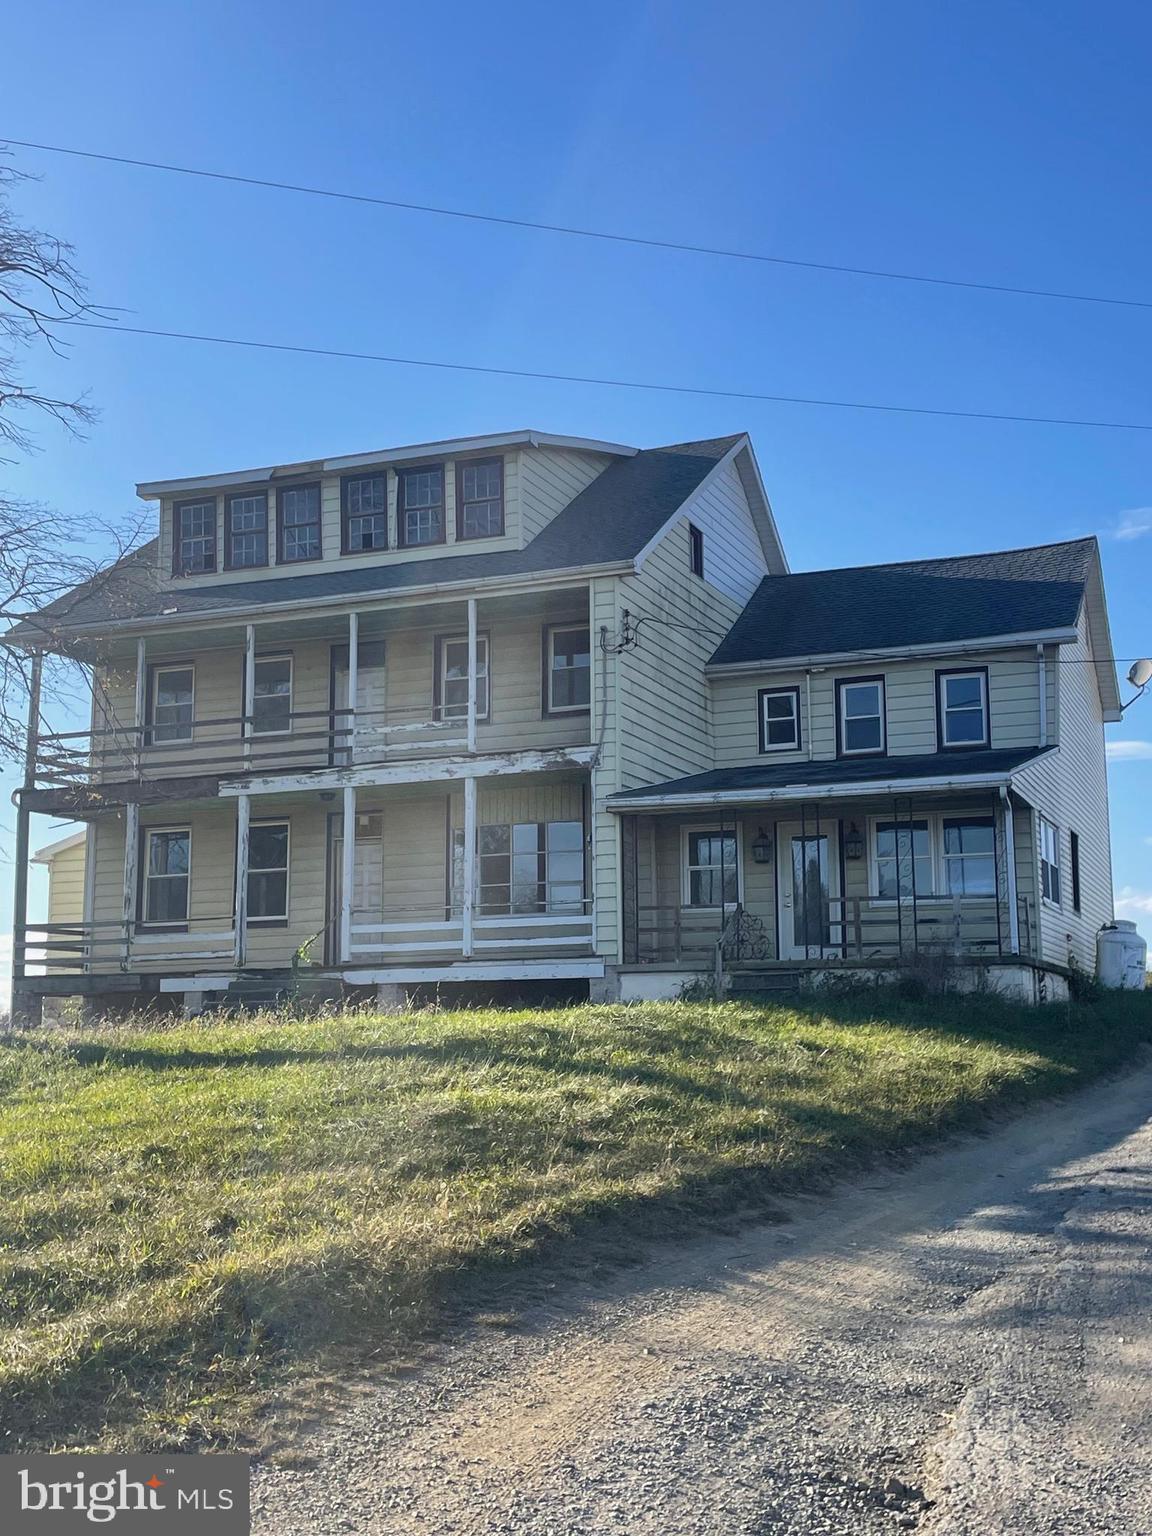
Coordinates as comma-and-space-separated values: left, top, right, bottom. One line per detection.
340, 783, 356, 962
234, 791, 250, 966
346, 610, 359, 762
133, 637, 147, 772
466, 597, 478, 753
243, 623, 256, 766
462, 774, 477, 957
121, 802, 139, 968
1001, 787, 1021, 954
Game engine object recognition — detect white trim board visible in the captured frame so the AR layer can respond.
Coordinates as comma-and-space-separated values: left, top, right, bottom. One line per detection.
219, 745, 598, 797
340, 960, 606, 983
606, 767, 1033, 812
705, 628, 1081, 676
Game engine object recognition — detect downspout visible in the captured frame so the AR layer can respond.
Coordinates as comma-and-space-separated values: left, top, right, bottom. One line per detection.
1036, 644, 1047, 747
804, 670, 813, 759
1000, 785, 1021, 954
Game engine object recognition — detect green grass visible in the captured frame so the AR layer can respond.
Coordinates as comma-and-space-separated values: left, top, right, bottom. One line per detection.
1, 988, 1150, 1453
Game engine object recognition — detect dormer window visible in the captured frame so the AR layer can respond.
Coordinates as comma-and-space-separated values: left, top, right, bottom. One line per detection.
456, 458, 504, 540
342, 474, 388, 552
225, 492, 268, 570
278, 483, 322, 563
397, 466, 445, 547
173, 498, 217, 575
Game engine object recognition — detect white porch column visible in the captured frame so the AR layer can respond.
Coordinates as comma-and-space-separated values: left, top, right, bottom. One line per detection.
346, 610, 359, 762
1001, 787, 1021, 954
340, 783, 357, 962
133, 637, 147, 772
121, 801, 139, 967
243, 623, 256, 766
462, 775, 477, 957
234, 791, 251, 966
466, 597, 478, 753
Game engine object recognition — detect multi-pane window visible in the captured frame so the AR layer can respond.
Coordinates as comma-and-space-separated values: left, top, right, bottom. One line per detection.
759, 687, 801, 752
456, 458, 504, 540
942, 819, 996, 896
247, 822, 289, 921
1040, 816, 1061, 906
546, 626, 591, 713
174, 499, 216, 574
278, 484, 322, 563
938, 671, 988, 748
398, 466, 444, 546
251, 656, 293, 735
342, 474, 388, 552
225, 492, 268, 569
452, 819, 585, 915
143, 829, 190, 924
684, 830, 739, 907
838, 678, 886, 755
438, 635, 489, 720
874, 821, 932, 900
148, 665, 194, 744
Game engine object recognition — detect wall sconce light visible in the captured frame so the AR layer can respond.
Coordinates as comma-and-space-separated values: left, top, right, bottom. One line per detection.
751, 827, 774, 864
844, 822, 865, 860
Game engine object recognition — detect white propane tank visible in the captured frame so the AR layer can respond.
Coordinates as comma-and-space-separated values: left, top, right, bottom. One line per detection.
1097, 922, 1148, 990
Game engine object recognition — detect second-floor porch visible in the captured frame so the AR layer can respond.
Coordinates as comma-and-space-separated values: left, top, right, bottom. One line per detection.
32, 586, 595, 797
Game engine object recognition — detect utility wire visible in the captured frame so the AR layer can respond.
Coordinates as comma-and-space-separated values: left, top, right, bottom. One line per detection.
6, 135, 1152, 314
50, 318, 1152, 432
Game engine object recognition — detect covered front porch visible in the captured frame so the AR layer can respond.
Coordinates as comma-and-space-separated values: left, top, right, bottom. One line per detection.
610, 766, 1040, 988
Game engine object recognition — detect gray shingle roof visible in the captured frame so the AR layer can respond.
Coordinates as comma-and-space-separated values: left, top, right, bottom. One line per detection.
609, 746, 1052, 801
13, 437, 742, 636
709, 539, 1095, 666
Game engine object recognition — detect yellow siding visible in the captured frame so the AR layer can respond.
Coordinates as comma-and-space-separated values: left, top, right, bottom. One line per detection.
45, 842, 86, 926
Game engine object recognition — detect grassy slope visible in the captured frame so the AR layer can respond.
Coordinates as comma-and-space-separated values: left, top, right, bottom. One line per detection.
1, 989, 1150, 1452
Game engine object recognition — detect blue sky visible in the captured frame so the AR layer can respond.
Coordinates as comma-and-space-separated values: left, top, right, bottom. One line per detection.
2, 0, 1151, 994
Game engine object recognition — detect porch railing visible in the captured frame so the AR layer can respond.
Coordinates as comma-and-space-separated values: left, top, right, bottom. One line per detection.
15, 915, 238, 973
347, 903, 595, 959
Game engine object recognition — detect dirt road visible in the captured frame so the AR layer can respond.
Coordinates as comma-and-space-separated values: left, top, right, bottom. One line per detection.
253, 1061, 1152, 1535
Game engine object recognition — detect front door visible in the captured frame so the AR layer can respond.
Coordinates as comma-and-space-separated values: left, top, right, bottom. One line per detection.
333, 641, 387, 762
776, 821, 841, 960
329, 813, 385, 960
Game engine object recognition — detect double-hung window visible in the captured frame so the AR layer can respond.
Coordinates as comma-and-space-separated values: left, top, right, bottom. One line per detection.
938, 670, 989, 748
247, 822, 289, 921
1040, 816, 1061, 906
684, 829, 739, 908
397, 466, 444, 546
545, 625, 591, 713
838, 678, 886, 755
437, 634, 489, 720
173, 498, 216, 574
148, 665, 195, 745
251, 655, 293, 735
758, 687, 801, 752
342, 473, 388, 552
942, 819, 996, 896
143, 828, 190, 925
278, 483, 322, 563
456, 458, 504, 540
874, 821, 932, 900
453, 819, 585, 915
225, 491, 268, 569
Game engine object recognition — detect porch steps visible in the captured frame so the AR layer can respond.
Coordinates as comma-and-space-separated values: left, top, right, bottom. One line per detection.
727, 969, 805, 1000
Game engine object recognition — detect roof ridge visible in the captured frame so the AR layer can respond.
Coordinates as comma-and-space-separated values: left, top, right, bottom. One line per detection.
762, 534, 1097, 582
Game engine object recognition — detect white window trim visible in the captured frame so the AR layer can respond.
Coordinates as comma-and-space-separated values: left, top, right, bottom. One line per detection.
838, 678, 887, 756
149, 664, 196, 744
865, 813, 998, 906
1039, 814, 1062, 910
759, 686, 801, 753
251, 653, 294, 737
246, 818, 290, 923
938, 670, 989, 749
438, 633, 490, 722
142, 825, 192, 927
680, 823, 743, 909
546, 624, 592, 715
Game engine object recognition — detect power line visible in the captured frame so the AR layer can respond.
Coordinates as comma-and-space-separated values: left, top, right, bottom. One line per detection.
51, 318, 1152, 432
6, 135, 1152, 314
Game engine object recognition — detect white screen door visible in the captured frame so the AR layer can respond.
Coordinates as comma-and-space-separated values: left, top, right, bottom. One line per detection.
776, 821, 841, 960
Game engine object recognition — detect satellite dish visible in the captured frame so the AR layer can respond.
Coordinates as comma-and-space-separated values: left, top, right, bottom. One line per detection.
1128, 658, 1152, 689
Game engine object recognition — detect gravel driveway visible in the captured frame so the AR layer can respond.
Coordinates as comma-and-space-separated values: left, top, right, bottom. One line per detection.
253, 1058, 1152, 1535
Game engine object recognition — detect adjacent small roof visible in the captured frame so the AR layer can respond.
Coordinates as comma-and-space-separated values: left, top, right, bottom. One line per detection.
10, 436, 743, 636
710, 539, 1096, 666
609, 746, 1053, 804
